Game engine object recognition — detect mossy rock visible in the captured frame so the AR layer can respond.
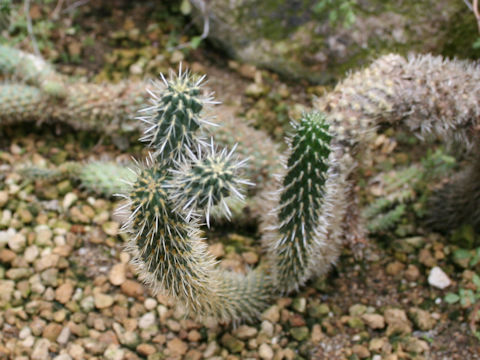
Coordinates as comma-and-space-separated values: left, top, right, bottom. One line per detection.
191, 0, 477, 83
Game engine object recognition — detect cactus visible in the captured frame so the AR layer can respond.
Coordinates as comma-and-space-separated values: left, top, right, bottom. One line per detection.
0, 45, 67, 97
314, 53, 480, 237
119, 67, 345, 322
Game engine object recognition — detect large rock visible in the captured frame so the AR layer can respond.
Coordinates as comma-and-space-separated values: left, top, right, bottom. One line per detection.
192, 0, 475, 82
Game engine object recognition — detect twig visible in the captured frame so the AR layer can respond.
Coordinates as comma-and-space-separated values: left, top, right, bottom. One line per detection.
51, 0, 64, 19
474, 0, 480, 33
171, 0, 210, 51
62, 0, 89, 14
24, 0, 41, 58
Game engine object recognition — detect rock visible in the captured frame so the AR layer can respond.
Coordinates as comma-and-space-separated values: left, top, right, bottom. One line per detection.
55, 283, 74, 304
121, 280, 144, 298
408, 308, 436, 331
352, 345, 370, 359
233, 325, 258, 339
136, 343, 156, 356
191, 0, 472, 82
386, 261, 405, 276
384, 308, 412, 336
259, 343, 274, 360
203, 341, 220, 357
167, 338, 188, 356
188, 330, 202, 342
138, 312, 156, 329
8, 232, 26, 252
102, 221, 119, 236
68, 343, 85, 360
0, 248, 15, 263
403, 337, 429, 354
428, 267, 451, 289
362, 313, 385, 329
0, 191, 8, 207
309, 303, 330, 318
31, 339, 50, 360
95, 293, 114, 309
349, 304, 367, 317
42, 323, 63, 341
24, 245, 39, 262
57, 327, 71, 344
35, 253, 59, 271
63, 193, 78, 209
289, 326, 309, 341
419, 249, 436, 268
261, 305, 280, 323
292, 297, 307, 313
221, 333, 245, 353
384, 308, 408, 323
405, 264, 420, 281
109, 263, 127, 286
104, 344, 124, 360
347, 316, 365, 329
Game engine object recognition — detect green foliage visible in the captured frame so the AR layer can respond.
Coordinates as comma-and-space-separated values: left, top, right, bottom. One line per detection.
364, 149, 456, 235
313, 0, 356, 28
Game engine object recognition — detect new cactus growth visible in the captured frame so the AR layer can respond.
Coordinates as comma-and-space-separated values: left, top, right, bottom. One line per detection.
119, 67, 344, 322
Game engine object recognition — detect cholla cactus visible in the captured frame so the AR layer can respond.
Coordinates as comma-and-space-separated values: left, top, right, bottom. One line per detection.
120, 68, 345, 322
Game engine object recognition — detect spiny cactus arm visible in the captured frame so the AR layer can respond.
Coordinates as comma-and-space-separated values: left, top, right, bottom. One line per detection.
261, 112, 340, 293
0, 84, 50, 125
0, 44, 67, 97
316, 53, 480, 154
138, 67, 218, 162
121, 164, 273, 322
169, 141, 253, 226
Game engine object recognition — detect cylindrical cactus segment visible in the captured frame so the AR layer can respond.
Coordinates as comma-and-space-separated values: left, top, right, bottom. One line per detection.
170, 142, 253, 226
138, 66, 218, 162
263, 111, 334, 293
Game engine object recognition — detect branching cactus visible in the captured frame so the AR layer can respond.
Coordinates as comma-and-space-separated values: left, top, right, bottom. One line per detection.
120, 68, 345, 323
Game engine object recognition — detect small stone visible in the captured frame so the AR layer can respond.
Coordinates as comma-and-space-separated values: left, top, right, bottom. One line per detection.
369, 337, 388, 352
167, 338, 188, 356
121, 280, 144, 298
57, 327, 71, 344
138, 312, 156, 329
245, 83, 268, 98
349, 304, 367, 317
63, 193, 78, 209
31, 339, 50, 360
80, 296, 95, 312
292, 297, 307, 313
0, 248, 15, 262
419, 249, 436, 267
221, 334, 244, 353
259, 343, 274, 360
428, 267, 451, 289
24, 245, 39, 262
109, 263, 127, 286
35, 253, 59, 271
408, 308, 436, 331
352, 345, 370, 359
136, 343, 156, 356
36, 226, 53, 245
403, 337, 429, 354
209, 243, 225, 258
311, 324, 323, 342
8, 232, 26, 252
54, 355, 72, 360
384, 308, 412, 336
289, 326, 309, 341
42, 323, 62, 341
405, 264, 420, 281
386, 261, 405, 276
348, 317, 365, 329
95, 293, 114, 309
144, 298, 157, 310
55, 283, 74, 304
309, 303, 330, 318
260, 321, 274, 337
102, 221, 119, 236
203, 341, 220, 357
188, 330, 202, 342
233, 325, 257, 339
0, 191, 8, 207
68, 343, 85, 359
384, 308, 408, 323
261, 305, 280, 323
104, 344, 124, 360
362, 313, 385, 329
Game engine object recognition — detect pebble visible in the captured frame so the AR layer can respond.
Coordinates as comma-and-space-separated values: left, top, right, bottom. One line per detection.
121, 280, 144, 298
289, 326, 309, 341
8, 232, 26, 252
428, 266, 451, 289
0, 190, 8, 207
24, 245, 39, 262
362, 313, 385, 329
136, 343, 156, 356
95, 293, 114, 309
408, 308, 436, 331
233, 325, 258, 339
108, 263, 127, 286
55, 283, 74, 304
31, 338, 50, 360
221, 334, 244, 353
57, 327, 71, 344
405, 264, 420, 281
352, 344, 370, 359
167, 338, 188, 356
259, 343, 274, 360
262, 305, 280, 323
63, 193, 78, 209
138, 312, 156, 329
104, 344, 124, 360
